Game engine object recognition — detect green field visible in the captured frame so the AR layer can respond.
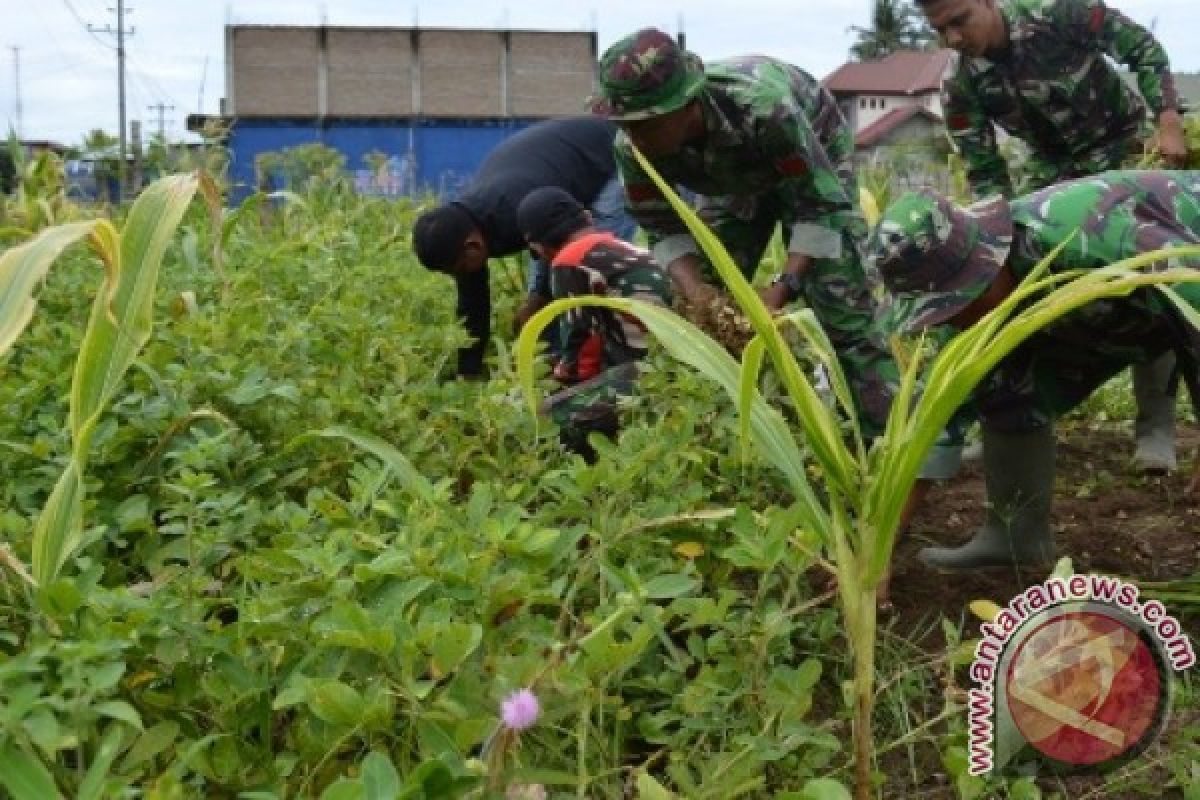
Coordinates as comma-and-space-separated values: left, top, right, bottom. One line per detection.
0, 158, 1196, 799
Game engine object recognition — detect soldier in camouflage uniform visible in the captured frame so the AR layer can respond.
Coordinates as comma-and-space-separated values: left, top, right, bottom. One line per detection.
918, 0, 1190, 470
869, 170, 1200, 571
515, 186, 672, 461
589, 27, 896, 436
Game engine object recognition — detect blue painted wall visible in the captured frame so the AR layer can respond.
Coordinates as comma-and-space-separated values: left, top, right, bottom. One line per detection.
226, 117, 542, 203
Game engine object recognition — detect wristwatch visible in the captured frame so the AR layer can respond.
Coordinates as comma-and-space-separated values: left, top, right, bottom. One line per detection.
770, 271, 804, 304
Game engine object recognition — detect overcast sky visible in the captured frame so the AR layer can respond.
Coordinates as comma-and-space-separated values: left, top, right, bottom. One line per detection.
5, 1, 1199, 146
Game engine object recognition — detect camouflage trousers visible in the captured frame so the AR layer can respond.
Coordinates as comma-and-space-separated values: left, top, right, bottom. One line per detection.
693, 194, 895, 435
977, 335, 1198, 436
542, 362, 639, 460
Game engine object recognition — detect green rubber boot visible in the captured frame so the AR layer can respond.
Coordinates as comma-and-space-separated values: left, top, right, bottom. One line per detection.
918, 425, 1056, 572
1133, 353, 1178, 473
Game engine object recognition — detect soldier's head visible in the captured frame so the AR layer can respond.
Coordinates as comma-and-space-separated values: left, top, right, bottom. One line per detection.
413, 204, 489, 276
868, 189, 1016, 331
516, 187, 593, 262
916, 0, 1008, 58
590, 28, 707, 157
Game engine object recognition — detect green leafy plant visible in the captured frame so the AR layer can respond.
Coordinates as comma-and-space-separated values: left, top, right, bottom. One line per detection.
516, 147, 1200, 799
0, 174, 200, 584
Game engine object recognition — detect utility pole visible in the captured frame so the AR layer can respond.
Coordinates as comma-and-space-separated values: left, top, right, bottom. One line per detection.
197, 55, 209, 114
147, 102, 174, 140
89, 1, 135, 201
11, 46, 21, 138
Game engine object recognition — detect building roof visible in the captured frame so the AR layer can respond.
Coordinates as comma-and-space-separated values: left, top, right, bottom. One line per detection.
855, 106, 943, 148
824, 49, 955, 96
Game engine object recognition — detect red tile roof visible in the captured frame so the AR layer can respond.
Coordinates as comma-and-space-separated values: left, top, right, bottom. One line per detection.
855, 106, 943, 148
823, 49, 955, 96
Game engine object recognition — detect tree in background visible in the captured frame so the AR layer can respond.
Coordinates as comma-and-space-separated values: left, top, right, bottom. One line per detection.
849, 0, 935, 60
79, 128, 121, 203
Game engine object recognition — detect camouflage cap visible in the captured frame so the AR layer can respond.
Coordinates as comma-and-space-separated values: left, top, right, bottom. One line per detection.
869, 190, 1014, 331
589, 28, 706, 121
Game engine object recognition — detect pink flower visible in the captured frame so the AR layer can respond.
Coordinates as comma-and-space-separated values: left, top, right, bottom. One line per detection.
500, 688, 540, 731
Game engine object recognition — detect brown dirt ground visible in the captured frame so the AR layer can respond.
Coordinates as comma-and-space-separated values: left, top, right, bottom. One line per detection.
892, 424, 1200, 630
879, 423, 1200, 798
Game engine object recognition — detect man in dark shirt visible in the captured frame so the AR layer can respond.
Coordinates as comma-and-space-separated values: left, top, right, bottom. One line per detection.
413, 117, 634, 377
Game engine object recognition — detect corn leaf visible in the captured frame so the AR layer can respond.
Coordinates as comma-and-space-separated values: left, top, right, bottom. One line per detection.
32, 173, 199, 585
0, 220, 101, 357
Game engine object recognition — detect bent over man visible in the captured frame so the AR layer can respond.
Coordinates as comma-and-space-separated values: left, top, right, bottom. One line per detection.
515, 186, 672, 460
870, 170, 1200, 572
412, 117, 634, 377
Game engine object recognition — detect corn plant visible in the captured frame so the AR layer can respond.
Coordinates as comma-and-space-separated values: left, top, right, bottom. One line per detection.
515, 149, 1200, 798
0, 173, 199, 585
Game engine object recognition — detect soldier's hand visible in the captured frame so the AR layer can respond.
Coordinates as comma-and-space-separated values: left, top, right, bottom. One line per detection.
1156, 110, 1189, 168
760, 281, 790, 312
513, 292, 548, 335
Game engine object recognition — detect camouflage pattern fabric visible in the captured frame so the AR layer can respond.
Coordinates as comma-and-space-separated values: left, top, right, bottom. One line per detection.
944, 0, 1181, 198
870, 191, 1014, 330
610, 53, 896, 434
548, 232, 672, 383
542, 233, 670, 444
589, 28, 707, 120
881, 170, 1200, 434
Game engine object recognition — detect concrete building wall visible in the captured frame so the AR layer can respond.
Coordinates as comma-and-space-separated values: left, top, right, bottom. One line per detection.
327, 29, 415, 116
508, 32, 596, 116
230, 27, 321, 116
227, 26, 596, 118
420, 30, 505, 116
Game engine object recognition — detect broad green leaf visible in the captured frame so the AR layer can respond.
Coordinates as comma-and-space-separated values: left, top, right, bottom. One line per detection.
303, 426, 442, 511
799, 778, 852, 800
307, 680, 367, 728
361, 751, 401, 800
430, 622, 482, 676
77, 726, 125, 800
0, 220, 99, 356
642, 574, 699, 600
319, 779, 364, 800
94, 700, 144, 730
636, 772, 675, 800
0, 742, 63, 800
120, 721, 180, 770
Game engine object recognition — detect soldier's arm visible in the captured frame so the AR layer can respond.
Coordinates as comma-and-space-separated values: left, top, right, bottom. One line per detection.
943, 73, 1012, 199
1063, 0, 1186, 164
754, 104, 856, 265
454, 268, 490, 378
1064, 0, 1179, 114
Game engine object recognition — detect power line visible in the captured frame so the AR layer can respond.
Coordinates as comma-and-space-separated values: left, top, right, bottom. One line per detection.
60, 0, 116, 51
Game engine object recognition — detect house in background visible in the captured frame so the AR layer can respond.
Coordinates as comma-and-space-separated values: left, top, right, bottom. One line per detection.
823, 49, 954, 155
823, 49, 956, 187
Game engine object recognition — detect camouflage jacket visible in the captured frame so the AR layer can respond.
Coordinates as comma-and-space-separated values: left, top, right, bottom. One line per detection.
550, 232, 672, 383
945, 0, 1181, 199
976, 170, 1200, 431
614, 56, 861, 266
